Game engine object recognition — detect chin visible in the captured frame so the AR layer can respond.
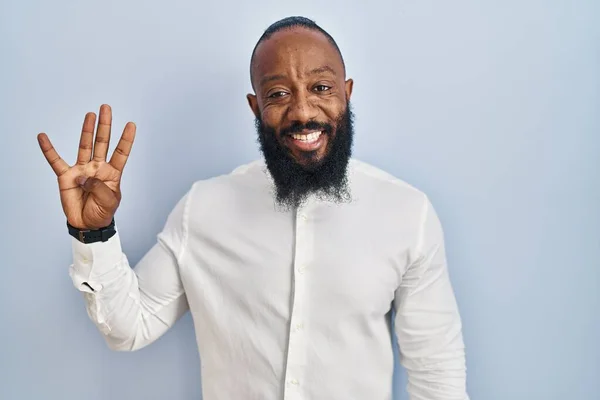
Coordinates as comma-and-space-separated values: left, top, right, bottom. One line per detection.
293, 149, 327, 169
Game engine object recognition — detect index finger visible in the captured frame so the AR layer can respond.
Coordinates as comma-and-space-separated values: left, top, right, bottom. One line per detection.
108, 122, 136, 172
37, 133, 70, 176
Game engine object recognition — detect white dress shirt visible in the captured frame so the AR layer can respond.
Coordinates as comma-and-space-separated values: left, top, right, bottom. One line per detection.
69, 158, 469, 400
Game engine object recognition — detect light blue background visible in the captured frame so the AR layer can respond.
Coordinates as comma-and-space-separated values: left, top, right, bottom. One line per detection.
1, 1, 598, 399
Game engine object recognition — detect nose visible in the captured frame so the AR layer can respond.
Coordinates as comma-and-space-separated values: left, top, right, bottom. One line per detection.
287, 91, 318, 124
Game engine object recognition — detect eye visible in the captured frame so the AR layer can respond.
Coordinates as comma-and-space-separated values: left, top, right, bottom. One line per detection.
314, 85, 332, 92
268, 91, 288, 98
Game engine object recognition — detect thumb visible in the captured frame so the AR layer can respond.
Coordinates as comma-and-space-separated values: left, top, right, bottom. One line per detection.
76, 176, 118, 209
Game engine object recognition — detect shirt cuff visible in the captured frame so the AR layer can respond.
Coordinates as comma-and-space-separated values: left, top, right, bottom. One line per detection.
68, 230, 124, 293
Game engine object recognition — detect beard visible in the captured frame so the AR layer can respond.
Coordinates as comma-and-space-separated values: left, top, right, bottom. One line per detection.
255, 102, 355, 210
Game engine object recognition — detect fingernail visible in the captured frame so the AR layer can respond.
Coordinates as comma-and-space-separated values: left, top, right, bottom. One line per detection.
76, 176, 88, 186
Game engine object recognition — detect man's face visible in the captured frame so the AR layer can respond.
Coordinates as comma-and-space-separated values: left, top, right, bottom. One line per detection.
248, 27, 354, 208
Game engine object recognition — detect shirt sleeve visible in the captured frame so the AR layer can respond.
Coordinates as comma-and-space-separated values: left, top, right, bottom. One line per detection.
68, 189, 191, 352
393, 196, 469, 400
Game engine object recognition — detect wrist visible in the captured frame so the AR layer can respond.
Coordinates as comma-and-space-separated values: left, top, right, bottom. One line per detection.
67, 218, 116, 243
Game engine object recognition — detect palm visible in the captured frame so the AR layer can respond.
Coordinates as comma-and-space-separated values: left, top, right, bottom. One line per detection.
58, 162, 122, 228
38, 105, 136, 229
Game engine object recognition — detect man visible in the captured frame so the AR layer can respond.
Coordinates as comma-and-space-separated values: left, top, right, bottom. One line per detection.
38, 16, 469, 400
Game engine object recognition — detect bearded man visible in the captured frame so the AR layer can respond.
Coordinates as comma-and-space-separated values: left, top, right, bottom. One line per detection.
38, 16, 469, 400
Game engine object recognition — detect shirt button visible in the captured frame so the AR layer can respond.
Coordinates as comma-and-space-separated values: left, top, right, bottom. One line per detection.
289, 379, 299, 386
295, 322, 304, 331
298, 265, 306, 274
299, 213, 308, 221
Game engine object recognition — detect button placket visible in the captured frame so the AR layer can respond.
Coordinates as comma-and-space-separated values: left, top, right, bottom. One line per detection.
282, 205, 313, 399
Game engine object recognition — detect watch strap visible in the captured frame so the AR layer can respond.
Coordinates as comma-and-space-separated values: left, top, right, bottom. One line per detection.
67, 218, 116, 243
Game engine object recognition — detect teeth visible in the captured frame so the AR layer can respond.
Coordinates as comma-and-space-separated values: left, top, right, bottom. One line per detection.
292, 131, 322, 143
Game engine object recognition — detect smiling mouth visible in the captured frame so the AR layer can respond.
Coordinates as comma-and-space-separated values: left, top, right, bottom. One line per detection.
290, 131, 323, 143
285, 130, 326, 152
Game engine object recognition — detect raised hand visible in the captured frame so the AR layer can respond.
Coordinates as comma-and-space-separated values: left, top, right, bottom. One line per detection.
38, 104, 136, 230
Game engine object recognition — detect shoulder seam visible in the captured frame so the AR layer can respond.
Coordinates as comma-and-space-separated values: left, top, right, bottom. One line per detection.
415, 194, 430, 256
177, 182, 196, 264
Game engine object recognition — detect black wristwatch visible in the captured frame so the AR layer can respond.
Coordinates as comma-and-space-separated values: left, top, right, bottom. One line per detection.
67, 218, 117, 244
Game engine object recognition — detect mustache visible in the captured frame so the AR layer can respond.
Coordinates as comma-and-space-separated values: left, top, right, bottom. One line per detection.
279, 120, 334, 137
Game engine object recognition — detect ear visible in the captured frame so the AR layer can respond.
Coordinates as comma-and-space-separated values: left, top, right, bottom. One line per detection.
344, 79, 354, 101
247, 94, 260, 118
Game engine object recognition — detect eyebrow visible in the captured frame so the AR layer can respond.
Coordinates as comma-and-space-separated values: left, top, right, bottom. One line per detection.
259, 66, 337, 87
309, 66, 336, 76
260, 74, 286, 86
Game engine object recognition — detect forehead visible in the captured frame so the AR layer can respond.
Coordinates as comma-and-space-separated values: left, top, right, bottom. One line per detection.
252, 27, 344, 86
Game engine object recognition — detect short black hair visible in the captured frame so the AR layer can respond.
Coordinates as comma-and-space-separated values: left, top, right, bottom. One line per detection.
250, 16, 345, 89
